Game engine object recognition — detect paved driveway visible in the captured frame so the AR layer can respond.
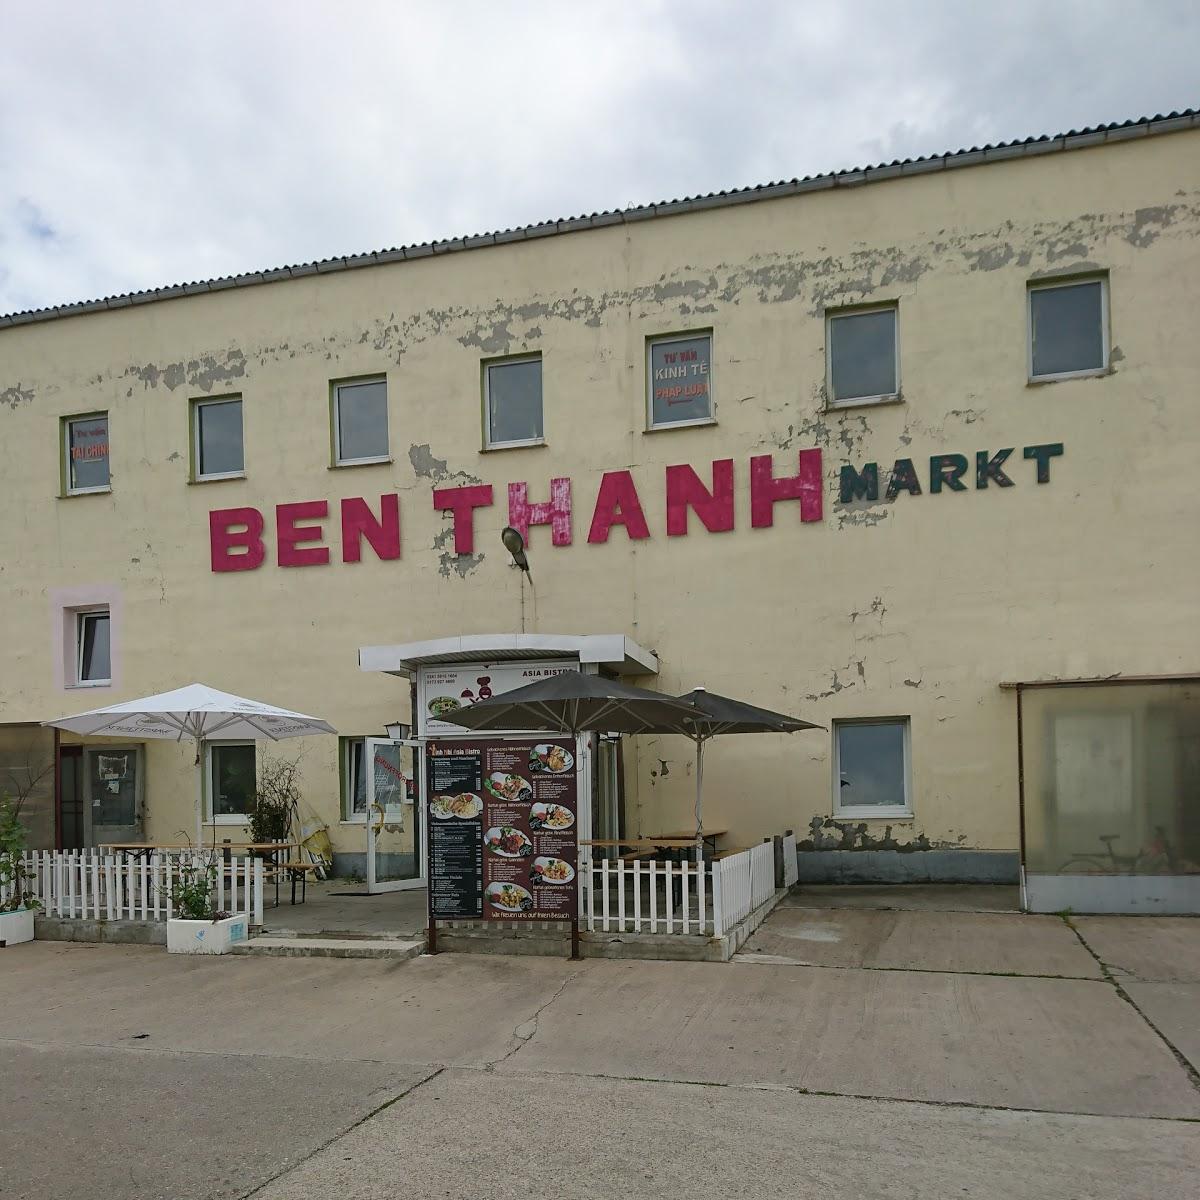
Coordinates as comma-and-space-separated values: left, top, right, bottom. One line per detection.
0, 904, 1196, 1199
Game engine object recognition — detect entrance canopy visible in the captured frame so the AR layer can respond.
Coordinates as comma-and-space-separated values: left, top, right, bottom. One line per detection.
358, 633, 658, 678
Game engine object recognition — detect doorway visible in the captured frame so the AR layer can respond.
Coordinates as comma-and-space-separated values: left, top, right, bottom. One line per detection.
58, 744, 143, 849
365, 738, 424, 892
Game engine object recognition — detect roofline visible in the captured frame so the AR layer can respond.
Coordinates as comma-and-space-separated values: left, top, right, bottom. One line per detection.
3, 109, 1197, 332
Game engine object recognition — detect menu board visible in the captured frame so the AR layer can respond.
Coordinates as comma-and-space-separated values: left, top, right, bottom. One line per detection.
426, 737, 578, 923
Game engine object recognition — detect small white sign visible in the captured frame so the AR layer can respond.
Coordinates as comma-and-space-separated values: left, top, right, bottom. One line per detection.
417, 660, 578, 736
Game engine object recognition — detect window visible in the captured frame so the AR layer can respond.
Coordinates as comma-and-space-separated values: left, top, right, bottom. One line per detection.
341, 737, 368, 822
1028, 277, 1108, 381
192, 396, 244, 480
332, 377, 389, 465
63, 413, 110, 494
827, 306, 899, 405
484, 355, 543, 448
75, 609, 111, 686
647, 332, 713, 429
833, 718, 911, 818
207, 743, 256, 822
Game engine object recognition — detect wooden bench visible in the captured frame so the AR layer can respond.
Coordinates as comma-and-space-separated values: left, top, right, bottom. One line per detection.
263, 860, 319, 906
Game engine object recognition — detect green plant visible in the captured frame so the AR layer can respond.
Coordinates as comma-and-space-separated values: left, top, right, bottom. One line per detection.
248, 755, 301, 844
170, 854, 225, 921
0, 794, 38, 914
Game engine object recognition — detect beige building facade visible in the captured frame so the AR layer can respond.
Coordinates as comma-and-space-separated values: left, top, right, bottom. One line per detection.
2, 112, 1198, 898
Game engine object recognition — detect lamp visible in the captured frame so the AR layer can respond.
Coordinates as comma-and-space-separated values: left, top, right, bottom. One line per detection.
384, 720, 411, 740
501, 526, 530, 574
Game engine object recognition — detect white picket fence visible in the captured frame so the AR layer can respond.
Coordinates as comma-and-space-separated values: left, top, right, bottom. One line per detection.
4, 851, 264, 926
782, 830, 799, 888
582, 840, 780, 939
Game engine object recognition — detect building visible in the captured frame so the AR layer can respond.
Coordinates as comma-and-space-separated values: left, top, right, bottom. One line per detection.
2, 111, 1198, 913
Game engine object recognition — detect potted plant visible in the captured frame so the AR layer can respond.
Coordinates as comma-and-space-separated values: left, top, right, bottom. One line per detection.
247, 755, 300, 845
165, 851, 249, 954
0, 795, 38, 947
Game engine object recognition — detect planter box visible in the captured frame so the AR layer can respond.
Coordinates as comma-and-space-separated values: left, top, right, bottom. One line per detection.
167, 913, 249, 955
0, 906, 36, 947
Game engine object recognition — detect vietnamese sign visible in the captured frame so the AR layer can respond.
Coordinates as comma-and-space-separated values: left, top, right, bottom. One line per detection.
426, 737, 578, 923
418, 660, 580, 736
207, 442, 1064, 571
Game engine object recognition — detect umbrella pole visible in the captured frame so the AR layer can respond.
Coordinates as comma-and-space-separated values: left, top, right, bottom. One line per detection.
694, 735, 704, 867
195, 738, 204, 849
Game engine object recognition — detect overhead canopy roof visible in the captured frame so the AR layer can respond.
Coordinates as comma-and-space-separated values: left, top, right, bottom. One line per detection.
358, 633, 658, 678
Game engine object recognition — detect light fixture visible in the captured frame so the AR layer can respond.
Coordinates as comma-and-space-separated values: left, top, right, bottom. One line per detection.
384, 720, 411, 740
501, 526, 530, 574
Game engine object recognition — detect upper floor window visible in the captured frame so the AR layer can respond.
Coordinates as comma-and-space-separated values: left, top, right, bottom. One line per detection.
484, 355, 543, 448
826, 305, 899, 406
332, 377, 389, 465
63, 413, 110, 494
76, 608, 111, 686
833, 717, 911, 819
647, 332, 713, 429
192, 395, 244, 480
1028, 277, 1108, 381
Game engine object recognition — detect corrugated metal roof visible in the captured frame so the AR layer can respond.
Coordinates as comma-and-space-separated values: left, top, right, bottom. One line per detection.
2, 109, 1196, 331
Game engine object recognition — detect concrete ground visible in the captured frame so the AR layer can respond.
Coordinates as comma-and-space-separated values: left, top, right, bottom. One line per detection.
0, 897, 1196, 1199
257, 878, 427, 937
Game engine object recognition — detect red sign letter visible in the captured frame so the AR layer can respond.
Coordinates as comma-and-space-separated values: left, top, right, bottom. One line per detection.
277, 500, 330, 567
665, 459, 734, 537
341, 494, 401, 564
432, 484, 494, 555
209, 507, 265, 573
588, 471, 651, 544
750, 450, 823, 527
508, 478, 573, 546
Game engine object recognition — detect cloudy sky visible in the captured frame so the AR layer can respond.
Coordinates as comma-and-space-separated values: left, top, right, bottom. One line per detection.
1, 0, 1196, 316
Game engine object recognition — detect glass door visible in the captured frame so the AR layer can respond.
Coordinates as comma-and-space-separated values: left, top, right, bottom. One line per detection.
366, 738, 423, 892
83, 746, 142, 848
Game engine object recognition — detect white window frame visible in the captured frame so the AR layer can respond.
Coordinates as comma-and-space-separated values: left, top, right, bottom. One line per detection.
825, 304, 901, 408
645, 331, 716, 431
74, 607, 111, 687
332, 377, 391, 467
1026, 275, 1110, 383
192, 395, 245, 482
483, 354, 545, 450
341, 736, 368, 824
205, 741, 257, 825
63, 412, 111, 496
832, 716, 912, 820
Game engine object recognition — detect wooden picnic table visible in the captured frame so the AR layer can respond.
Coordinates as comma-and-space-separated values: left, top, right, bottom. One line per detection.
653, 828, 728, 853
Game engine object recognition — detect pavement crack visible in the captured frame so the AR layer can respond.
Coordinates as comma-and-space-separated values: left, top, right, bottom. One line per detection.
238, 1065, 446, 1199
1065, 918, 1200, 1094
486, 965, 588, 1070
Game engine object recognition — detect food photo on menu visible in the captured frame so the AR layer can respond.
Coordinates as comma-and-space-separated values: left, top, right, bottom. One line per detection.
529, 743, 574, 773
430, 792, 483, 820
485, 826, 533, 857
486, 881, 533, 913
529, 802, 574, 831
484, 770, 533, 803
529, 856, 575, 885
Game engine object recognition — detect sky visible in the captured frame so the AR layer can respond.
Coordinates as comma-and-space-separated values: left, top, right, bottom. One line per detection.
1, 0, 1197, 316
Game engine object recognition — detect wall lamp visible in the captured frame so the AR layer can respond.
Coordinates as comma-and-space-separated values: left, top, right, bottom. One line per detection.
501, 526, 530, 574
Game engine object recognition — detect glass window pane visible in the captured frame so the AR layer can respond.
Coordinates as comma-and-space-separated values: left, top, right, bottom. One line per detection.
336, 380, 389, 461
649, 335, 712, 426
346, 739, 367, 818
68, 415, 110, 490
79, 612, 110, 681
837, 721, 907, 809
1031, 281, 1105, 377
212, 744, 256, 817
487, 359, 543, 445
198, 399, 244, 476
829, 310, 897, 401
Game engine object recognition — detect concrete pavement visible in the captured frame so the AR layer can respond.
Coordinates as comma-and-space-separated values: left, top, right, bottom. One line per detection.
0, 902, 1196, 1199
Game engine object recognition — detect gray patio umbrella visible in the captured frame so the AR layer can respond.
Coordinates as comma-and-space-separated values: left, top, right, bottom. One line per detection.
441, 671, 701, 737
671, 688, 822, 846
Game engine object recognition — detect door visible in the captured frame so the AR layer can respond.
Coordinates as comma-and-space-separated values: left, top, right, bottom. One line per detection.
59, 747, 84, 850
83, 746, 143, 847
366, 738, 423, 892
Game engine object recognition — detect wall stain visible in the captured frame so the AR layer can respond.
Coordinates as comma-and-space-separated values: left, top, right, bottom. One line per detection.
408, 443, 481, 487
0, 382, 34, 410
432, 526, 484, 579
798, 816, 960, 853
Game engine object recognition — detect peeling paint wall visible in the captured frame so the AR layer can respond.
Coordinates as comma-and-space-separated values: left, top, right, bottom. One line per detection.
1, 130, 1198, 858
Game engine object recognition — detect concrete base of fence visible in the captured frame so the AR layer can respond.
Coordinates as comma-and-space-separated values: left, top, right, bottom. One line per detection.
796, 849, 1020, 885
34, 916, 167, 946
435, 889, 787, 962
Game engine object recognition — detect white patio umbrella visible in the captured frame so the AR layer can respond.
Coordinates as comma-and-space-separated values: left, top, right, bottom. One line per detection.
43, 683, 336, 845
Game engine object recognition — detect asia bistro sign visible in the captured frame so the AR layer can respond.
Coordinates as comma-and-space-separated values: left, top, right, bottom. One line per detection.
207, 442, 1064, 571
